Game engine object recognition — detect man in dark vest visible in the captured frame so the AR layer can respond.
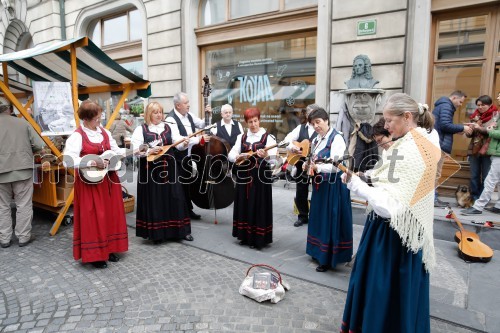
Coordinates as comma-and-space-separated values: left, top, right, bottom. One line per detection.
165, 92, 211, 220
209, 104, 243, 148
284, 104, 319, 227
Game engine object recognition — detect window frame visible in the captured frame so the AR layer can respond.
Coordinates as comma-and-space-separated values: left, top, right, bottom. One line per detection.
199, 0, 318, 27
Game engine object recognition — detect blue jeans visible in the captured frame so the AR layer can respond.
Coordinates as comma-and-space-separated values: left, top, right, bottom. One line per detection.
469, 155, 492, 200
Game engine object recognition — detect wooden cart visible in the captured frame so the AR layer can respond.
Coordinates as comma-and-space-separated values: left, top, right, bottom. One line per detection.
0, 37, 151, 235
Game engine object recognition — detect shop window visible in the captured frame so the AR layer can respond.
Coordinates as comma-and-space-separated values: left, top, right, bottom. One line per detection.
204, 34, 316, 141
437, 15, 486, 60
199, 0, 317, 27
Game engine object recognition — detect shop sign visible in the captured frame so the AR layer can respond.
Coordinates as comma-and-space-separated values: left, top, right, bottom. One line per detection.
236, 74, 275, 106
357, 19, 376, 36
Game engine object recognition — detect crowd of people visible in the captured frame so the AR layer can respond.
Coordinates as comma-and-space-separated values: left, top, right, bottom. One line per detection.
3, 89, 500, 333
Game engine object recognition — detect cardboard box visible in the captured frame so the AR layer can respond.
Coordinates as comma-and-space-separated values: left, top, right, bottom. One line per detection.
57, 174, 75, 188
56, 186, 72, 201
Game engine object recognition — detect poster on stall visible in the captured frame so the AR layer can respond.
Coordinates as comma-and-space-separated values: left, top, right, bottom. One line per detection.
33, 81, 76, 136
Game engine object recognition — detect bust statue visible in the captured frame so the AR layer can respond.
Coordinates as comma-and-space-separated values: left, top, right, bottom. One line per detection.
345, 54, 379, 89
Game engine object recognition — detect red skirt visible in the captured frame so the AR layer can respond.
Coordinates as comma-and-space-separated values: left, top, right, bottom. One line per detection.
73, 171, 128, 263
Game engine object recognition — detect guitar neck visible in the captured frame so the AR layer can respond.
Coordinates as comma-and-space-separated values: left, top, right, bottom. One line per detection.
450, 212, 466, 232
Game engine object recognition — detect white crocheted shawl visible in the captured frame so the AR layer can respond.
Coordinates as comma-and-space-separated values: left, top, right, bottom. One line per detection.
370, 127, 441, 272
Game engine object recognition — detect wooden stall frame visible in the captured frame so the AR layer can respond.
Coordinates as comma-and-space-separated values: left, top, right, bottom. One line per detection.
0, 37, 150, 235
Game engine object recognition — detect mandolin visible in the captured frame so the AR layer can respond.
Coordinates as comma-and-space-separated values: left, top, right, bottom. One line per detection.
235, 140, 288, 165
446, 207, 493, 262
286, 139, 310, 166
146, 123, 216, 162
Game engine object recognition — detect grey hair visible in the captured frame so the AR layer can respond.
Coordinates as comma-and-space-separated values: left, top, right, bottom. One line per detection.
306, 104, 320, 113
221, 104, 233, 112
383, 93, 434, 133
173, 92, 189, 105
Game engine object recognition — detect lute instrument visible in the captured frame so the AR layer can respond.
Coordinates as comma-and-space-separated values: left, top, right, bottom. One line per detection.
79, 139, 162, 184
446, 206, 493, 262
235, 140, 288, 165
147, 123, 216, 162
286, 139, 310, 166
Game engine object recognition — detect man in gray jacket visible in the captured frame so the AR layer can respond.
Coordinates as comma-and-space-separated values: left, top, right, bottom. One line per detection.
0, 98, 42, 248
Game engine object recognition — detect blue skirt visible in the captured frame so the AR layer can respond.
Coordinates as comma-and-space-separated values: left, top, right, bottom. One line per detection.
341, 213, 430, 333
306, 173, 353, 267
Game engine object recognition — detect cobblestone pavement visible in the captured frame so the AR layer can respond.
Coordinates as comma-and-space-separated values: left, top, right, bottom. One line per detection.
0, 221, 480, 333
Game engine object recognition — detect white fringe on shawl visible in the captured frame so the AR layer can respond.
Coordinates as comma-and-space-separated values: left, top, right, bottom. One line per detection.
369, 128, 440, 272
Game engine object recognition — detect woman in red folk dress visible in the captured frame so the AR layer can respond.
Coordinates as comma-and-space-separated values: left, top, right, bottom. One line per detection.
64, 100, 128, 269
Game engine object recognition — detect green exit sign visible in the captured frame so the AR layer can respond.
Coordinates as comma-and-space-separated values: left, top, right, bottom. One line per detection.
357, 19, 377, 36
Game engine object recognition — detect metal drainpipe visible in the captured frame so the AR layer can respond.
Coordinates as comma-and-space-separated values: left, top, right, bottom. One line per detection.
59, 0, 66, 40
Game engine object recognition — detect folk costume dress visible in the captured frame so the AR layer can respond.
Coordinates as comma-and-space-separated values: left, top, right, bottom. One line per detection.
306, 127, 353, 268
64, 125, 128, 263
131, 123, 191, 242
228, 128, 277, 248
341, 127, 440, 333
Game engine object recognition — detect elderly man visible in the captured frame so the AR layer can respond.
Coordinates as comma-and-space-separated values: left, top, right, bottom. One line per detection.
284, 104, 320, 227
210, 104, 243, 148
0, 98, 41, 248
165, 92, 212, 220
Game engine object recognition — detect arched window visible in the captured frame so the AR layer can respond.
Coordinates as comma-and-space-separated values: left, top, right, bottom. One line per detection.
200, 0, 317, 27
89, 8, 143, 78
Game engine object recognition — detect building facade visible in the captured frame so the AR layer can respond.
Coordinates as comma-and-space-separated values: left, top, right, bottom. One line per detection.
0, 0, 499, 158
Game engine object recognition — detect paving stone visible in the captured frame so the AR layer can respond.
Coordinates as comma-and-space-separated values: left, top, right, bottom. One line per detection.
0, 210, 480, 333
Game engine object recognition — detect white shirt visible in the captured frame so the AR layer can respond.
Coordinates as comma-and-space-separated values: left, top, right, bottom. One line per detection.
284, 123, 316, 150
311, 127, 346, 174
165, 109, 208, 147
210, 119, 244, 137
130, 122, 186, 153
63, 125, 125, 168
228, 128, 278, 162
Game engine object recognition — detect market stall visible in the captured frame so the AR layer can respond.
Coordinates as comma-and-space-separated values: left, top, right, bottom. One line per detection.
0, 36, 151, 235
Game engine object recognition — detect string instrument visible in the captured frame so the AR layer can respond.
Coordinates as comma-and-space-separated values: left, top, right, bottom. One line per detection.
190, 75, 235, 217
146, 124, 216, 162
79, 139, 162, 183
445, 207, 493, 263
235, 141, 288, 166
286, 140, 310, 166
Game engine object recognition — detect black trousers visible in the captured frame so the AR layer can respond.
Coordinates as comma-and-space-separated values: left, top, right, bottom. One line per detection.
295, 178, 310, 222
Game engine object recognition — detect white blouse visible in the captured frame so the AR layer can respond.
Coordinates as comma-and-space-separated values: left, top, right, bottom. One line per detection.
130, 122, 186, 152
228, 128, 278, 162
311, 127, 346, 174
63, 125, 125, 168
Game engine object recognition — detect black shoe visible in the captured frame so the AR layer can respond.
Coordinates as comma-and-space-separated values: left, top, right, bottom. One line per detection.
294, 219, 308, 227
184, 234, 194, 241
189, 211, 201, 220
239, 240, 247, 245
461, 207, 482, 215
153, 239, 164, 245
1, 240, 12, 248
485, 207, 500, 214
108, 253, 120, 262
19, 235, 35, 247
316, 265, 329, 272
249, 245, 255, 249
91, 261, 107, 269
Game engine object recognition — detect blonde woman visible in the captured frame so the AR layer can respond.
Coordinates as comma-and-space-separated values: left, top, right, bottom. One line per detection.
130, 102, 192, 243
